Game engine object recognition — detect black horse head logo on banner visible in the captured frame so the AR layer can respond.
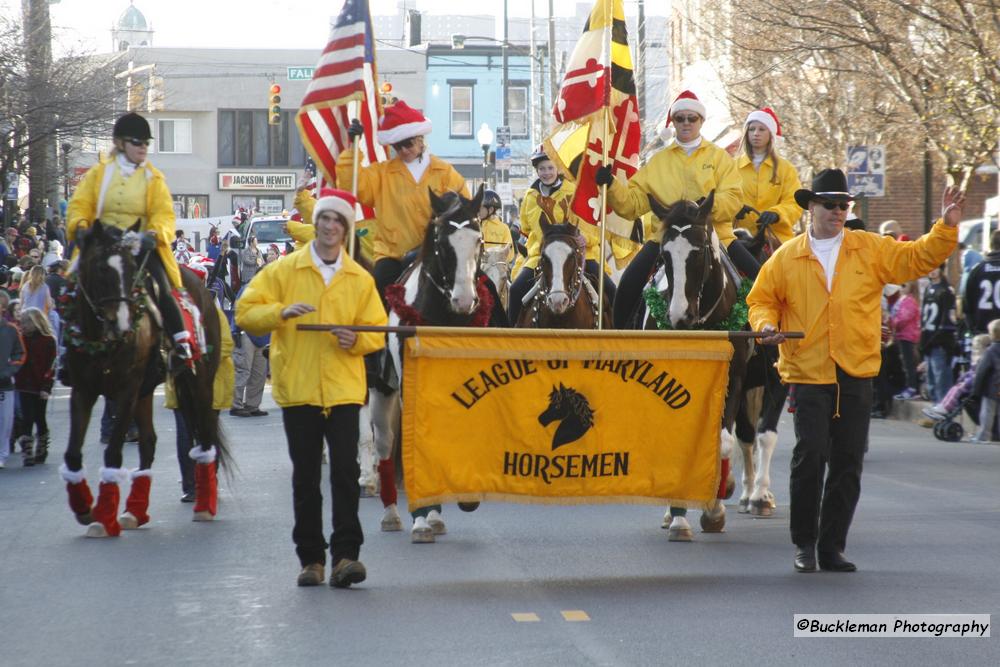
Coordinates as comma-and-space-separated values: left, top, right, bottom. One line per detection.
538, 383, 595, 450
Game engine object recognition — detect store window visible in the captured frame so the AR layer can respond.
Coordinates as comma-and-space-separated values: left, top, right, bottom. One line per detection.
158, 119, 193, 154
508, 85, 529, 138
232, 195, 284, 215
449, 82, 473, 137
172, 194, 209, 218
218, 110, 303, 168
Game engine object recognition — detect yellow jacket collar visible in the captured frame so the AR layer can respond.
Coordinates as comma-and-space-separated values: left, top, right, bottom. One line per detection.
386, 154, 447, 175
289, 242, 366, 277
792, 228, 860, 258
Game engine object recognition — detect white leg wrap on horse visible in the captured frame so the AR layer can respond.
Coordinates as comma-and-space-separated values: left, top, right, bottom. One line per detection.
188, 445, 217, 464
100, 467, 129, 484
60, 463, 87, 484
750, 430, 778, 502
129, 468, 153, 481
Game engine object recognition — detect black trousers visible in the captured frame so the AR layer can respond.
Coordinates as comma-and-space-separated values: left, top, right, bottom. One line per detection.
146, 252, 185, 337
790, 368, 872, 554
16, 392, 48, 438
282, 404, 363, 567
613, 241, 658, 328
372, 258, 405, 306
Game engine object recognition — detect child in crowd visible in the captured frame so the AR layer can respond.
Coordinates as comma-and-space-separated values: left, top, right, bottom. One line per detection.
971, 320, 1000, 442
891, 280, 922, 400
0, 291, 25, 469
14, 307, 56, 466
924, 333, 992, 421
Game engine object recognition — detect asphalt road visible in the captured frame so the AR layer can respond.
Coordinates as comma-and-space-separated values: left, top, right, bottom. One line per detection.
1, 387, 997, 666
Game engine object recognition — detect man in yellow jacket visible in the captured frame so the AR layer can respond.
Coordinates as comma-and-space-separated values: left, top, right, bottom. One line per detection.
748, 169, 962, 574
596, 91, 760, 327
66, 112, 195, 367
335, 101, 469, 297
236, 189, 387, 589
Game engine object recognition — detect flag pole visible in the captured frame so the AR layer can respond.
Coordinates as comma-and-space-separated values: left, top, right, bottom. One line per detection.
350, 102, 361, 258
598, 106, 610, 331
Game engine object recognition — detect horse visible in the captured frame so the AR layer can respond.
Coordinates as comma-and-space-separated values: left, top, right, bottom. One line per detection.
732, 219, 788, 517
639, 191, 751, 541
515, 196, 611, 329
369, 185, 507, 543
59, 220, 230, 537
480, 242, 513, 312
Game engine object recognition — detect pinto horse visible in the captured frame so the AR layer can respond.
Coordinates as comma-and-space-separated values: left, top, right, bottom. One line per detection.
59, 221, 230, 537
515, 197, 610, 329
369, 186, 507, 542
640, 191, 751, 541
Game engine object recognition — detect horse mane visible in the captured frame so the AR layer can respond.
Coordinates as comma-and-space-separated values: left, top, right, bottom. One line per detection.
418, 190, 479, 262
550, 385, 594, 428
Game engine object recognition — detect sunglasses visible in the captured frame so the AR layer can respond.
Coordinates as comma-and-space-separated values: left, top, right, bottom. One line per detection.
392, 137, 418, 151
123, 137, 151, 147
673, 115, 701, 124
817, 200, 850, 211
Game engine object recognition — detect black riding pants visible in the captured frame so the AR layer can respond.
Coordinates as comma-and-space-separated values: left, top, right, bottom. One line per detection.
584, 259, 617, 313
613, 241, 658, 328
282, 404, 363, 568
789, 368, 872, 554
146, 252, 185, 338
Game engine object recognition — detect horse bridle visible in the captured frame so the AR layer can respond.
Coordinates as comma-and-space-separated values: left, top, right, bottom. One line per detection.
76, 241, 151, 325
662, 223, 726, 325
530, 231, 600, 327
422, 215, 484, 308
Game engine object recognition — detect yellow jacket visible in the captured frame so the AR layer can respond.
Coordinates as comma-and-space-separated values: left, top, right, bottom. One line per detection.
606, 140, 742, 246
747, 221, 957, 384
165, 305, 234, 411
336, 151, 469, 261
735, 154, 802, 243
66, 156, 183, 288
481, 214, 514, 263
235, 244, 387, 408
520, 181, 604, 269
287, 189, 316, 249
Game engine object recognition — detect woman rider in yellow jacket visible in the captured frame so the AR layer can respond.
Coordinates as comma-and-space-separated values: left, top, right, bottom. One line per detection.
734, 107, 803, 245
595, 90, 761, 328
479, 189, 514, 263
65, 112, 194, 367
510, 149, 617, 324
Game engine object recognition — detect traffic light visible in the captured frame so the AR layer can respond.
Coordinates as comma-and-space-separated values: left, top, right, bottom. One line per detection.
268, 84, 281, 125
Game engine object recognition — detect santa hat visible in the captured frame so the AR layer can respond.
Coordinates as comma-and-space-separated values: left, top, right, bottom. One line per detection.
313, 188, 357, 229
377, 101, 432, 145
659, 90, 707, 142
744, 107, 783, 145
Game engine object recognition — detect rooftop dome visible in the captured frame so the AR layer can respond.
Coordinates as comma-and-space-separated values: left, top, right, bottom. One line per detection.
117, 2, 148, 31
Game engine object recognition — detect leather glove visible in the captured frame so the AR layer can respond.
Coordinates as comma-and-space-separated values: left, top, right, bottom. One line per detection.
757, 211, 779, 227
140, 231, 158, 252
347, 118, 364, 139
594, 164, 614, 186
735, 204, 755, 221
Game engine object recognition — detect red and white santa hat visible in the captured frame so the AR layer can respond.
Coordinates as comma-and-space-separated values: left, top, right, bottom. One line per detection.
744, 107, 783, 144
659, 90, 707, 142
377, 101, 432, 145
313, 188, 357, 229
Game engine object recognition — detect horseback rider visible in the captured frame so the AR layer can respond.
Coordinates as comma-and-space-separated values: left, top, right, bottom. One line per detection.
479, 189, 514, 264
65, 112, 196, 372
735, 107, 803, 245
510, 148, 617, 324
596, 90, 761, 328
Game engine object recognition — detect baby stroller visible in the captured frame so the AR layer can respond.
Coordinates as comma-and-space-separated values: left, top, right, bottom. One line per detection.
932, 396, 979, 442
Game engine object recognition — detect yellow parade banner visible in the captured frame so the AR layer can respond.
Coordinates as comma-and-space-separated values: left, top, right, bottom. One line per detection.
401, 330, 733, 510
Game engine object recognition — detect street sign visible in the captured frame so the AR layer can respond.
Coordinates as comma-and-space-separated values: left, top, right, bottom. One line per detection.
287, 66, 315, 81
509, 164, 528, 178
495, 145, 512, 171
4, 173, 17, 200
496, 182, 513, 205
846, 145, 886, 198
496, 125, 511, 147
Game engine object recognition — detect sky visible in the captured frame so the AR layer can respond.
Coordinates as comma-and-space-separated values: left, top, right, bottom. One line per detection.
2, 0, 642, 54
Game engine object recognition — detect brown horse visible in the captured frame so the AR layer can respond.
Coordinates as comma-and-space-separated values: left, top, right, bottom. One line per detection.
59, 220, 230, 537
516, 196, 611, 329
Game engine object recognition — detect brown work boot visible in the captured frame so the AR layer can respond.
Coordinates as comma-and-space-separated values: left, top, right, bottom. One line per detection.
296, 563, 324, 587
330, 559, 367, 588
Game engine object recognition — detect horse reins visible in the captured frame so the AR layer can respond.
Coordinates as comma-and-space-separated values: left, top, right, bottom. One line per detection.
663, 223, 727, 326
422, 212, 483, 310
76, 242, 152, 326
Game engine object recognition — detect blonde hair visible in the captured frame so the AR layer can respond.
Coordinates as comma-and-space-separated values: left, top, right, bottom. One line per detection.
972, 333, 992, 364
25, 264, 45, 291
739, 124, 780, 185
989, 320, 1000, 343
20, 307, 53, 338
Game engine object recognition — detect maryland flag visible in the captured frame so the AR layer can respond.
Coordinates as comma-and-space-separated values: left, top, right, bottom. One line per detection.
544, 0, 641, 240
401, 330, 733, 508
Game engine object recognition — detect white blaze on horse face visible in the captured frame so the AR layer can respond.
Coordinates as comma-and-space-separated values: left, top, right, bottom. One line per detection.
543, 241, 574, 314
447, 226, 482, 315
666, 235, 696, 326
106, 254, 130, 333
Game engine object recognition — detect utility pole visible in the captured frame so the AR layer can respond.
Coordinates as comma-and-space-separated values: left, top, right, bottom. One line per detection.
637, 0, 646, 145
22, 0, 57, 218
548, 0, 557, 120
501, 0, 509, 129
530, 0, 539, 146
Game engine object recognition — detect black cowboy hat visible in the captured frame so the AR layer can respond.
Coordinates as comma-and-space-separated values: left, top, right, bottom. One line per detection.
113, 112, 152, 141
794, 168, 856, 209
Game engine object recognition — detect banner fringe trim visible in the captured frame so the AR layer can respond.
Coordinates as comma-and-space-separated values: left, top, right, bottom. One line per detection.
406, 493, 718, 511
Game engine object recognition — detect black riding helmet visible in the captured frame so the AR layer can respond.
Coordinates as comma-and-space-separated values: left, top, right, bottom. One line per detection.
113, 112, 152, 141
482, 189, 502, 213
530, 147, 550, 168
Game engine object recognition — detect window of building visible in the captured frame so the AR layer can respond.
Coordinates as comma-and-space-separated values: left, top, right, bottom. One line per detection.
172, 194, 209, 218
218, 110, 303, 168
449, 83, 473, 137
232, 195, 284, 215
507, 84, 528, 138
158, 119, 192, 154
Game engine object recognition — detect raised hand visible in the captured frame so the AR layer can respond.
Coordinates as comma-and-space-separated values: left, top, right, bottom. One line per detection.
941, 185, 966, 227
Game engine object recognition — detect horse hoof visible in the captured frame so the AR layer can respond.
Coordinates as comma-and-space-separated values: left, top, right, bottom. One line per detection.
192, 511, 215, 522
381, 504, 402, 532
700, 513, 726, 533
118, 512, 140, 530
750, 499, 774, 517
724, 476, 736, 500
458, 502, 480, 512
75, 512, 94, 526
85, 522, 110, 538
667, 517, 693, 542
411, 517, 435, 543
426, 510, 447, 535
738, 498, 750, 513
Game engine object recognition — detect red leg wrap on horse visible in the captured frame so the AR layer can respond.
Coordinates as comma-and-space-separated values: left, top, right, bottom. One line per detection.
193, 462, 218, 516
66, 479, 94, 516
91, 482, 122, 536
717, 458, 731, 499
125, 476, 152, 526
378, 458, 397, 508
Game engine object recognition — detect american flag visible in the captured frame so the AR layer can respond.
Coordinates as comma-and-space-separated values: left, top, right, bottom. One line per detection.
295, 0, 386, 197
